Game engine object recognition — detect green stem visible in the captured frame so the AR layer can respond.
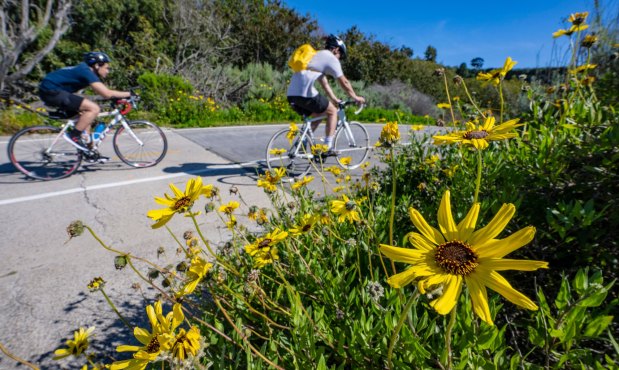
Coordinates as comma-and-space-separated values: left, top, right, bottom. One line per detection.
100, 288, 132, 330
499, 82, 505, 123
387, 291, 418, 369
474, 150, 482, 204
189, 214, 240, 276
461, 79, 486, 118
388, 147, 397, 274
442, 74, 456, 125
443, 306, 458, 370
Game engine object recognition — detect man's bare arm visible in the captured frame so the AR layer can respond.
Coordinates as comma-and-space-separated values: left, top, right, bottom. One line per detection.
90, 82, 131, 99
337, 75, 365, 104
318, 75, 340, 103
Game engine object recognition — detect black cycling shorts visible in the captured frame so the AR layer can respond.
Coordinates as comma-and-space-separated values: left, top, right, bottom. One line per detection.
39, 89, 83, 115
287, 95, 329, 117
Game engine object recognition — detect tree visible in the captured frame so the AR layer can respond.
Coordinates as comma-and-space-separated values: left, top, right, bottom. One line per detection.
471, 57, 484, 70
456, 62, 469, 77
424, 45, 437, 62
213, 0, 319, 69
0, 0, 71, 94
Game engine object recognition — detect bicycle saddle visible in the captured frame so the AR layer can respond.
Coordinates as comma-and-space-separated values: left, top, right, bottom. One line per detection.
47, 109, 79, 120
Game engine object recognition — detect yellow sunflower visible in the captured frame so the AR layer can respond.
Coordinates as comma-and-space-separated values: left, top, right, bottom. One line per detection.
170, 326, 201, 361
177, 256, 213, 297
376, 121, 400, 147
476, 57, 517, 86
289, 214, 319, 234
53, 326, 95, 360
245, 228, 288, 268
380, 191, 548, 325
219, 201, 240, 215
291, 175, 314, 190
286, 123, 299, 144
110, 301, 182, 369
433, 116, 522, 150
330, 194, 361, 223
147, 177, 213, 229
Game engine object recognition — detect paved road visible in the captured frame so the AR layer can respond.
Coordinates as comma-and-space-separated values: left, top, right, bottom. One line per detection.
0, 123, 442, 369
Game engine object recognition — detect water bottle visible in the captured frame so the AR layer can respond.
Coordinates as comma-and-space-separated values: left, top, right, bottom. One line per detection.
92, 122, 106, 142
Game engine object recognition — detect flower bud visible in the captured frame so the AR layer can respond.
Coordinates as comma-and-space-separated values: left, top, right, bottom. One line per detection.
114, 255, 128, 270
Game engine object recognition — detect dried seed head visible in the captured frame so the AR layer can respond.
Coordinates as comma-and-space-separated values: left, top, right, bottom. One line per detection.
67, 220, 85, 239
176, 261, 188, 272
183, 231, 194, 240
453, 75, 463, 85
229, 185, 239, 195
366, 281, 385, 302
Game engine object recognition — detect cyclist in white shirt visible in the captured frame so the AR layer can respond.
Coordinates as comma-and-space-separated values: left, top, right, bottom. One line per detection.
287, 35, 366, 155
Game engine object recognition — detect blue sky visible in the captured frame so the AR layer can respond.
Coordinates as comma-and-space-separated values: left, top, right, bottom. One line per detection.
283, 0, 615, 69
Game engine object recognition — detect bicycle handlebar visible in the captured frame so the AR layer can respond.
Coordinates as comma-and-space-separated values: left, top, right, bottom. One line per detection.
338, 100, 365, 115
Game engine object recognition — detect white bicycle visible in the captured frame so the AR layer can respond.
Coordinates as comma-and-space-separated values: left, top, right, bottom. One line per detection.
8, 95, 167, 180
265, 101, 370, 179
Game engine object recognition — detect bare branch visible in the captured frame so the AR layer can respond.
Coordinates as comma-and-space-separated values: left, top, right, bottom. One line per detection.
0, 0, 71, 93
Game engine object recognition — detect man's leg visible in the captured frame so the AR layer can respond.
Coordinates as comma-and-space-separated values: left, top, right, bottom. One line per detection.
75, 98, 100, 132
323, 102, 338, 149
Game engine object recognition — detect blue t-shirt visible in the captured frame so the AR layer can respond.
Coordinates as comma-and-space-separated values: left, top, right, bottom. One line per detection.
39, 62, 100, 93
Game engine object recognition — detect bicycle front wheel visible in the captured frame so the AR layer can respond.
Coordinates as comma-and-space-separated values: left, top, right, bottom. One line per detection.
334, 122, 370, 169
8, 125, 82, 180
113, 120, 168, 167
265, 128, 313, 180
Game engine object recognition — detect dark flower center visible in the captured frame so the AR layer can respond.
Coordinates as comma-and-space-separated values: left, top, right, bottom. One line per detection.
301, 224, 312, 232
146, 336, 160, 353
464, 130, 489, 140
345, 201, 356, 211
434, 241, 479, 275
258, 238, 272, 248
174, 196, 192, 211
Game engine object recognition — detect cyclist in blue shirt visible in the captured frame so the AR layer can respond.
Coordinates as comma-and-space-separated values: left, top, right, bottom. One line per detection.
39, 52, 132, 152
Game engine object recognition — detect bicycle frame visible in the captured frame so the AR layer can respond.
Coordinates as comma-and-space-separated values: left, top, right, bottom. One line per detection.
289, 102, 361, 159
45, 98, 140, 156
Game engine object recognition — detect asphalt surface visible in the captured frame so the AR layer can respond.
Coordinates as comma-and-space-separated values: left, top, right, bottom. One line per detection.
0, 123, 443, 369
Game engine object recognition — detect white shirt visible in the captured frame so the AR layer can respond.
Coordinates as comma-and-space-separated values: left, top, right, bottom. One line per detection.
287, 50, 344, 98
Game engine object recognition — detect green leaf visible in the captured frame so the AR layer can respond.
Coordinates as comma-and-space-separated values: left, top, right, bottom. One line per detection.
555, 277, 570, 310
584, 316, 614, 337
573, 268, 588, 295
316, 355, 327, 370
577, 289, 608, 308
528, 325, 545, 346
477, 327, 499, 350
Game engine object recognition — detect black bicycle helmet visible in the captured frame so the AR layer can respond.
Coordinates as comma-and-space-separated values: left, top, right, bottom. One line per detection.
83, 51, 111, 66
325, 34, 347, 59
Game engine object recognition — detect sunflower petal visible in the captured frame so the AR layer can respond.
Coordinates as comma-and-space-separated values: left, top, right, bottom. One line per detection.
386, 268, 417, 288
483, 270, 538, 310
409, 208, 445, 244
407, 232, 437, 251
466, 275, 493, 325
475, 226, 536, 258
438, 190, 458, 240
458, 202, 480, 242
380, 244, 424, 264
480, 258, 548, 271
469, 203, 515, 245
430, 275, 462, 315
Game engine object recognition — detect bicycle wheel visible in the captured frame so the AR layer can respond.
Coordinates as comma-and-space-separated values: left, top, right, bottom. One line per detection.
8, 125, 82, 180
113, 120, 167, 167
265, 128, 313, 180
334, 121, 370, 169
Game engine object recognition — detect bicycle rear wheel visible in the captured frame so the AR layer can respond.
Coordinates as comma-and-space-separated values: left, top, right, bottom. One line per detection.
113, 120, 167, 167
334, 122, 370, 169
8, 125, 82, 180
265, 128, 313, 180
